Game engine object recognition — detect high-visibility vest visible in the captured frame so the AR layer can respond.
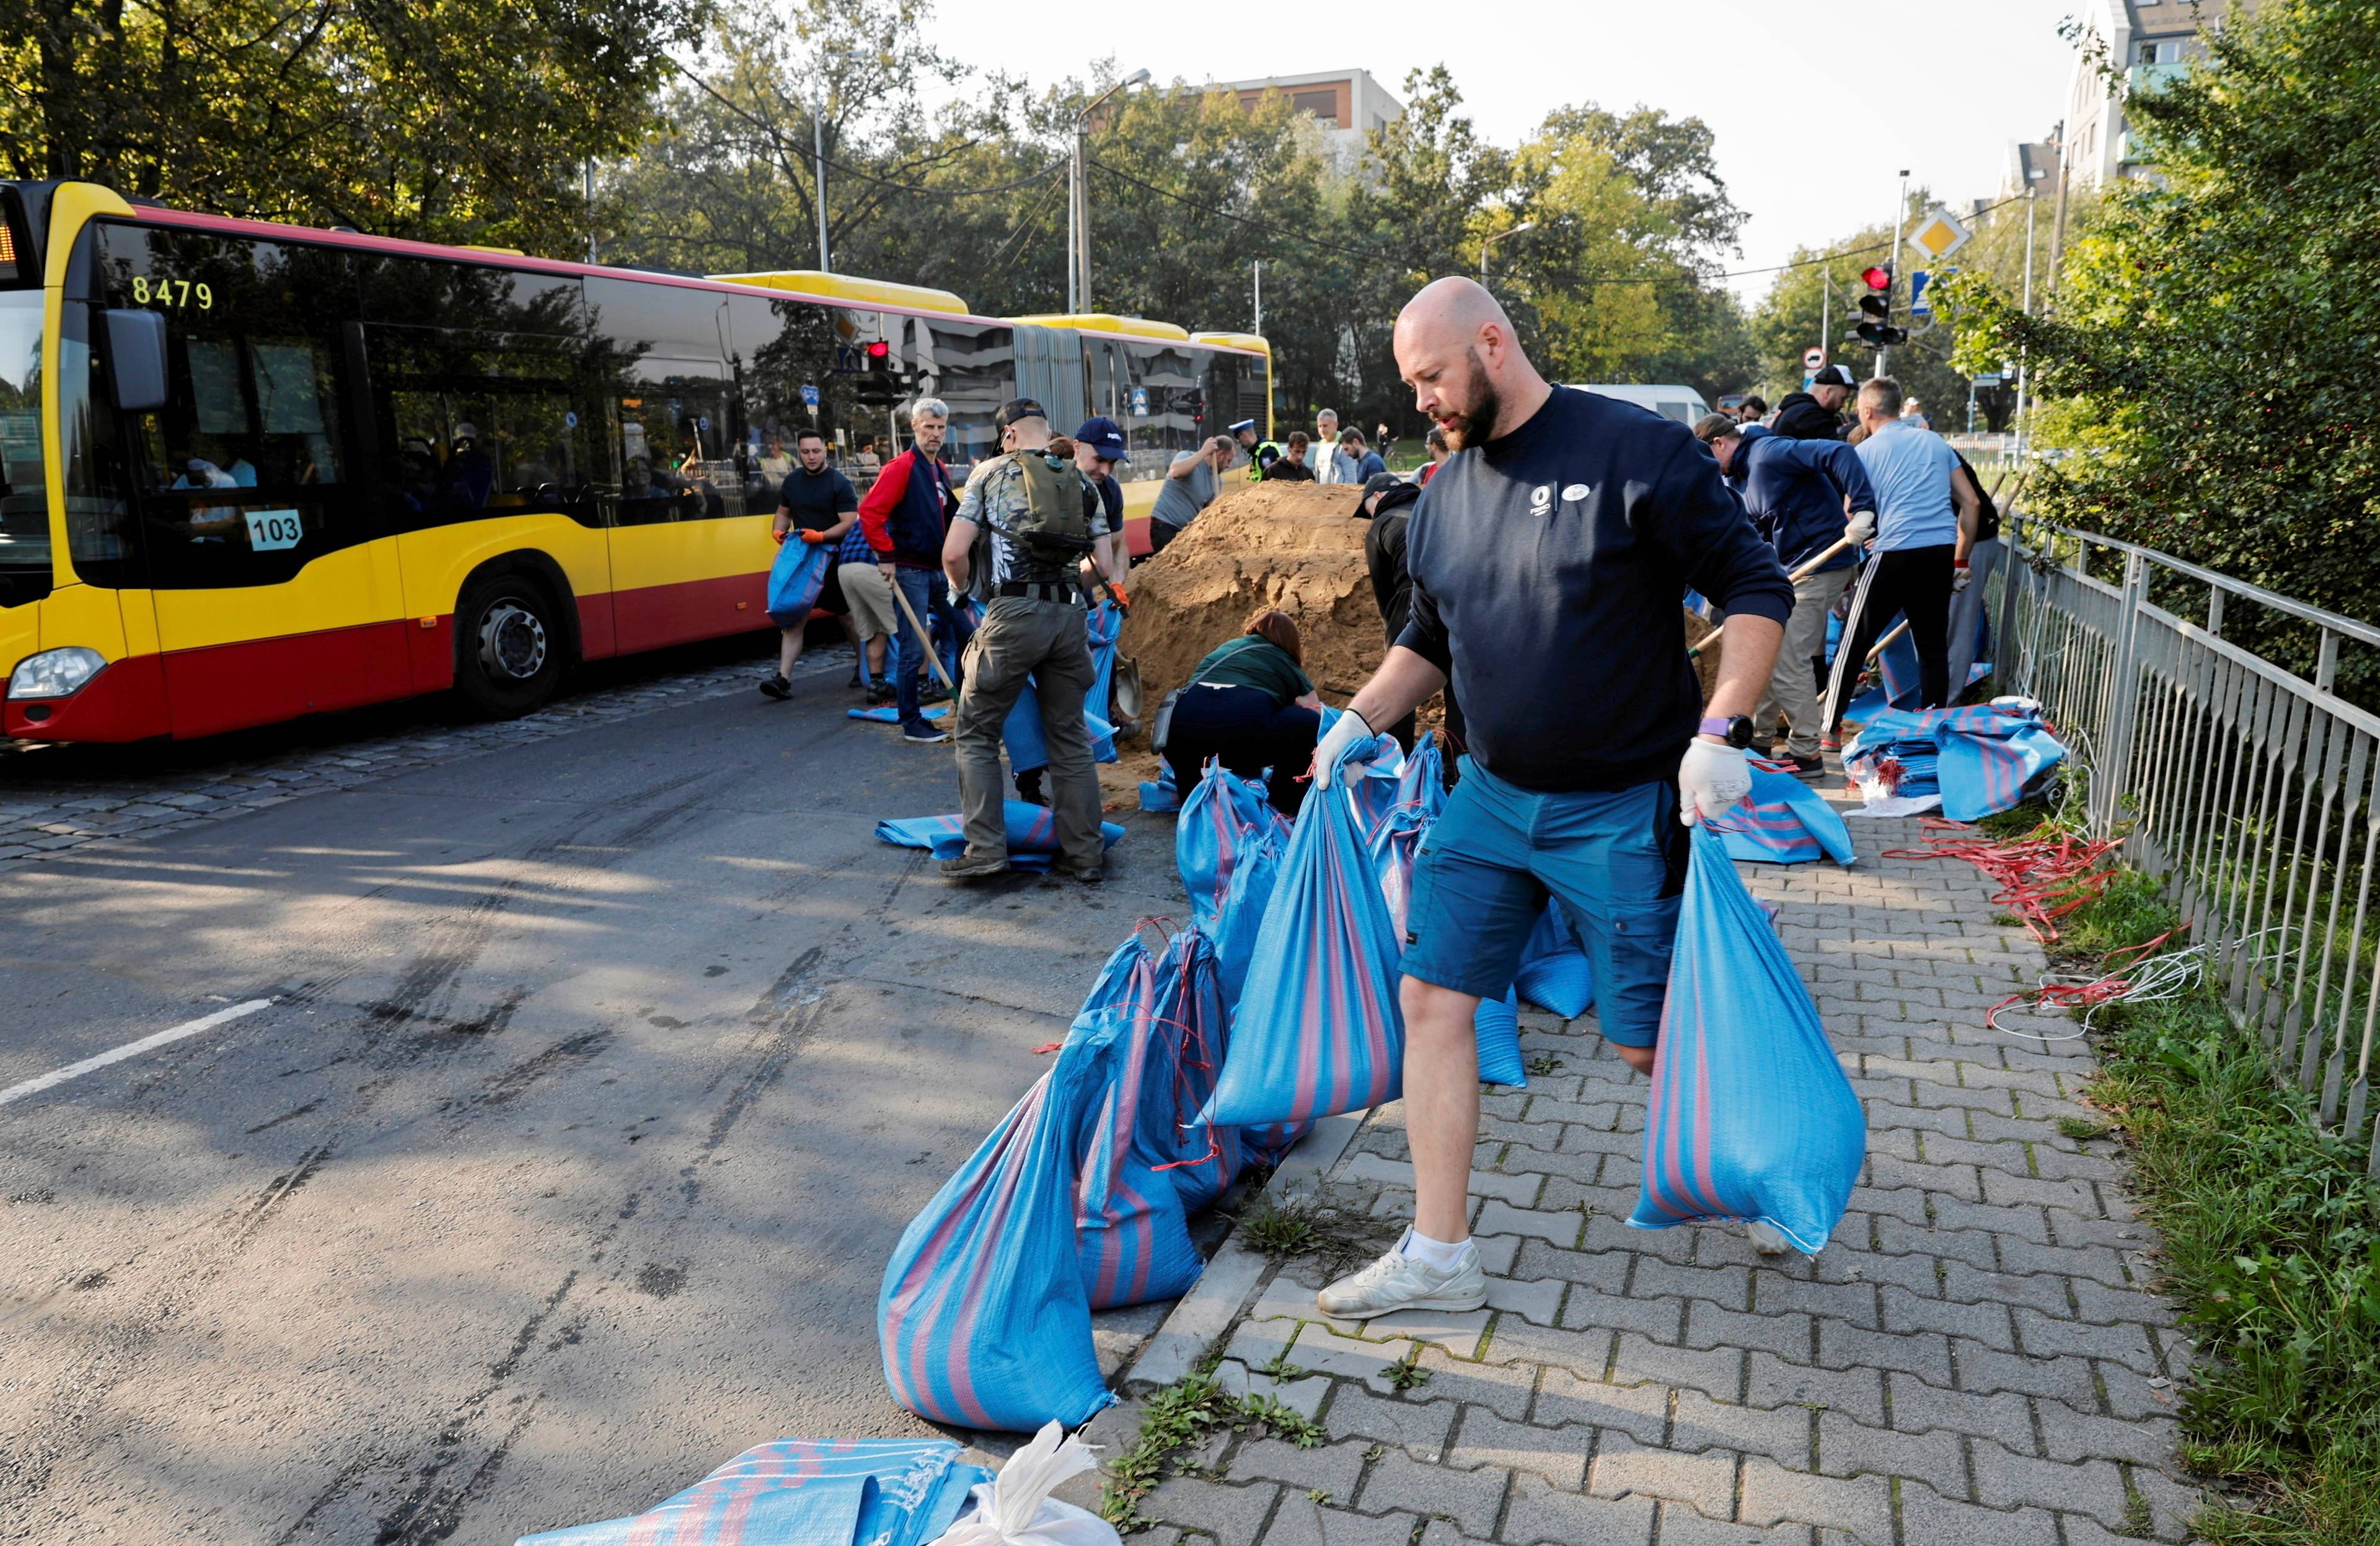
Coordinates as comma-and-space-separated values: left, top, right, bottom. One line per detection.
1246, 440, 1282, 480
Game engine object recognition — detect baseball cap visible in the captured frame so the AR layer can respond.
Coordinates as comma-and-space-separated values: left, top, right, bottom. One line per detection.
995, 397, 1047, 428
1809, 364, 1858, 389
1074, 416, 1129, 460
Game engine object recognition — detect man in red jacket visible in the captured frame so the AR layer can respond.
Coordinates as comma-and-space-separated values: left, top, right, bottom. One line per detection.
858, 398, 966, 742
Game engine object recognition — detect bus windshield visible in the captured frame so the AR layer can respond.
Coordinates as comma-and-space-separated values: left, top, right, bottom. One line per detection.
0, 290, 48, 605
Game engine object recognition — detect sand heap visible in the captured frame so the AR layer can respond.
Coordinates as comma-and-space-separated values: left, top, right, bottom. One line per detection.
1117, 479, 1725, 715
1119, 482, 1383, 703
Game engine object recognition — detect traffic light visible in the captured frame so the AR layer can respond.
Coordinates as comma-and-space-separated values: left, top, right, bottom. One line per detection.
1854, 265, 1906, 348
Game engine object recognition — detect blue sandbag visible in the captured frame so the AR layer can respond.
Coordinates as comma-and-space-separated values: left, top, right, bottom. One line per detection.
1936, 705, 2065, 821
1716, 763, 1857, 866
1630, 826, 1865, 1254
848, 703, 950, 722
1176, 760, 1285, 925
1142, 928, 1241, 1214
1389, 736, 1447, 827
874, 801, 1123, 872
1003, 602, 1126, 773
1474, 988, 1526, 1087
516, 1438, 987, 1546
1139, 765, 1181, 812
1204, 735, 1404, 1128
765, 538, 832, 628
1514, 903, 1595, 1019
1070, 937, 1202, 1311
1209, 835, 1280, 1012
879, 1042, 1114, 1431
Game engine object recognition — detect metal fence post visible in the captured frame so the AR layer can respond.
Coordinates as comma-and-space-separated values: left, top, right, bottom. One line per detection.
2091, 550, 2149, 838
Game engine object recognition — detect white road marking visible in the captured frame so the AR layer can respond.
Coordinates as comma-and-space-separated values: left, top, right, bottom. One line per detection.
0, 998, 278, 1109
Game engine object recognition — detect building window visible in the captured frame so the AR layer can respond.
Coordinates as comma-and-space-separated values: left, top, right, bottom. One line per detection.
1291, 89, 1340, 126
2138, 39, 2181, 64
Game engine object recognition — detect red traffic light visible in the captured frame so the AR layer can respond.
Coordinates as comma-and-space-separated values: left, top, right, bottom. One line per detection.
1859, 266, 1892, 291
866, 340, 890, 359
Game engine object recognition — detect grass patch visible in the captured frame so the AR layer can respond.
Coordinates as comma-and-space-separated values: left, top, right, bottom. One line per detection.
1382, 1344, 1431, 1392
2056, 1116, 2113, 1142
1237, 1189, 1400, 1281
2058, 879, 2380, 1544
1099, 1373, 1323, 1531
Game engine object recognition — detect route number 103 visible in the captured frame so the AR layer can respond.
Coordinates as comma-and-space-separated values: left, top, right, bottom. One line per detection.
133, 277, 213, 309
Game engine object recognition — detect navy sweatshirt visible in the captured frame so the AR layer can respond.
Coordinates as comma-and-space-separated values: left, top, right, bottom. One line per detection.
1727, 428, 1877, 573
1397, 387, 1795, 793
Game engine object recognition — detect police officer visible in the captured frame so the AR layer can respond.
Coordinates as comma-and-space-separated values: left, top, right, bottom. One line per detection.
1230, 418, 1282, 480
939, 399, 1127, 882
1310, 278, 1795, 1321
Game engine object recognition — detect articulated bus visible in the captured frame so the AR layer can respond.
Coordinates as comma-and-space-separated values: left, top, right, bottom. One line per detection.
0, 180, 1271, 742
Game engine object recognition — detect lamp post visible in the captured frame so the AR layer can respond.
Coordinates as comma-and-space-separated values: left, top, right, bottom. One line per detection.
809, 49, 850, 273
1071, 68, 1150, 313
1479, 221, 1536, 289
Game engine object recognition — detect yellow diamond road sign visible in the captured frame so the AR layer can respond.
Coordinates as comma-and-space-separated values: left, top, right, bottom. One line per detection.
1906, 207, 1971, 261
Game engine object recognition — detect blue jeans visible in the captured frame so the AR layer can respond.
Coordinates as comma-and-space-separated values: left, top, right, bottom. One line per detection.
1401, 760, 1687, 1048
890, 567, 971, 727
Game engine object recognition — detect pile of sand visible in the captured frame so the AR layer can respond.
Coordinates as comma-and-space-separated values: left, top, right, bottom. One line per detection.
1116, 480, 1724, 721
1119, 483, 1382, 703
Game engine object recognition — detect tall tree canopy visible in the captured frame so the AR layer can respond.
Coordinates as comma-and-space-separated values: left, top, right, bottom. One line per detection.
1946, 0, 2380, 652
0, 0, 704, 250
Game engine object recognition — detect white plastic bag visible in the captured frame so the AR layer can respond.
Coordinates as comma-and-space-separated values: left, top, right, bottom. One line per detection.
926, 1422, 1121, 1546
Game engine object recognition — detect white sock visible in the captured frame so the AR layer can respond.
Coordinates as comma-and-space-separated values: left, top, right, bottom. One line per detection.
1399, 1228, 1474, 1273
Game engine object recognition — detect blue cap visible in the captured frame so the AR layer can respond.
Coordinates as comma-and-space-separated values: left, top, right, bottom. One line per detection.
1074, 416, 1129, 460
1228, 418, 1257, 436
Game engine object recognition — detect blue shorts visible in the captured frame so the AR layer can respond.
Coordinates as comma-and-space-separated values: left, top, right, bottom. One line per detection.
1402, 760, 1687, 1048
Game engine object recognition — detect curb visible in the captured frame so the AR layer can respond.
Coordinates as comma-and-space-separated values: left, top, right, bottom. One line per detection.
1116, 1110, 1364, 1393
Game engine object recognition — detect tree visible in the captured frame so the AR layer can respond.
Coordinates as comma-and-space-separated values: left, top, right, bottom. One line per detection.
0, 0, 705, 252
1942, 0, 2380, 682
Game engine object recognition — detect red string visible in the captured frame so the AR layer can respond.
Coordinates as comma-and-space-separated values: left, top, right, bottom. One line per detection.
1983, 930, 2184, 1032
1881, 819, 2124, 945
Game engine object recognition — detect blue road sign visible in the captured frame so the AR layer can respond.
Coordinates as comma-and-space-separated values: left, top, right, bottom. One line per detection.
801, 383, 821, 408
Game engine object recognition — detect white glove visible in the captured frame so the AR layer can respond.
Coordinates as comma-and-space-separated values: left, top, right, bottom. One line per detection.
1678, 736, 1752, 827
1846, 510, 1876, 547
1311, 709, 1373, 789
1951, 561, 1972, 592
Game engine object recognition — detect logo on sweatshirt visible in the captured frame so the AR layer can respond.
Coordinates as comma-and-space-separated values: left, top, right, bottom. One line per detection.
1528, 484, 1553, 516
1562, 483, 1591, 503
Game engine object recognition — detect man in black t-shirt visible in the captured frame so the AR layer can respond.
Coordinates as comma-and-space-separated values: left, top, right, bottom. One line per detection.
761, 428, 860, 700
1308, 278, 1796, 1322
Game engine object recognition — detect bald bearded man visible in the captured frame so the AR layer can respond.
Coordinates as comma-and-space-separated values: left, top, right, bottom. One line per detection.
1308, 278, 1797, 1319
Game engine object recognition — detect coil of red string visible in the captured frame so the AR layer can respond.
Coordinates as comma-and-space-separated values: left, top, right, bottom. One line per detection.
1882, 817, 2123, 944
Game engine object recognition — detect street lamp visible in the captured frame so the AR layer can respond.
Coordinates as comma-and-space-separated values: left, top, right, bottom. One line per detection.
811, 47, 851, 273
1479, 221, 1536, 288
1072, 68, 1150, 313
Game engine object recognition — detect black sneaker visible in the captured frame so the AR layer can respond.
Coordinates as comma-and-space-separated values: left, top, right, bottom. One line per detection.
902, 721, 949, 745
846, 669, 863, 690
1784, 753, 1825, 779
920, 682, 950, 705
868, 683, 896, 706
1047, 859, 1106, 885
1014, 770, 1047, 807
939, 851, 1008, 881
759, 673, 792, 700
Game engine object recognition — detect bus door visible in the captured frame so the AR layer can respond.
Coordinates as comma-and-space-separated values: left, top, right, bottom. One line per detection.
129, 279, 410, 738
604, 360, 760, 653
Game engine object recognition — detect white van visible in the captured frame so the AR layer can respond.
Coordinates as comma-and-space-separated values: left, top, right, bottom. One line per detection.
1571, 383, 1711, 425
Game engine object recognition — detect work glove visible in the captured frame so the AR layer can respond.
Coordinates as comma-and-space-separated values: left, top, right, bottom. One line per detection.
799, 528, 828, 545
1678, 736, 1753, 828
1846, 510, 1877, 547
1952, 560, 1972, 592
1311, 709, 1373, 790
1108, 581, 1130, 613
771, 527, 788, 545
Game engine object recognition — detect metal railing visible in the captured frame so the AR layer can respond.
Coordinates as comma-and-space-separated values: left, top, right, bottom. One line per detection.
1994, 517, 2380, 1173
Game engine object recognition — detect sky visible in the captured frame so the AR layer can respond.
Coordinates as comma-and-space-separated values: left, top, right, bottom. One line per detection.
938, 0, 2088, 304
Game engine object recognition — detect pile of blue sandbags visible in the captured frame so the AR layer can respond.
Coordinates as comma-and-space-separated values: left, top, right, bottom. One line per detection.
517, 1436, 989, 1546
1845, 700, 2065, 820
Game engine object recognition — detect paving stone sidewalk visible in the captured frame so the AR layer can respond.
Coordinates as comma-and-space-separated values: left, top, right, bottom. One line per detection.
0, 641, 848, 871
1091, 806, 2201, 1546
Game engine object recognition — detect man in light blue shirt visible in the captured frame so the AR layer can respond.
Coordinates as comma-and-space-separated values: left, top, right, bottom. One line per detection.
1832, 376, 1980, 727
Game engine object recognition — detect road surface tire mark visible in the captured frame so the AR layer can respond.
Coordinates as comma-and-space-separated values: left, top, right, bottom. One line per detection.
242, 1097, 324, 1134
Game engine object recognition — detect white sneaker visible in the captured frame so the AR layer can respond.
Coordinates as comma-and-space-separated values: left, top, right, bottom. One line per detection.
1746, 1219, 1797, 1257
1316, 1243, 1488, 1320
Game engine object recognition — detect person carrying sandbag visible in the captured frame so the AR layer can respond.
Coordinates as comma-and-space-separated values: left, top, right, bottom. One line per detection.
1306, 276, 1799, 1321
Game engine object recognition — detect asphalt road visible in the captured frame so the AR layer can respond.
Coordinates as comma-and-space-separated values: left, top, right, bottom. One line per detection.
0, 659, 1181, 1544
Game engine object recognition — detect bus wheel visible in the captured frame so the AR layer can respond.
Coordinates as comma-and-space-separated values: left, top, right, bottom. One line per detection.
456, 575, 564, 718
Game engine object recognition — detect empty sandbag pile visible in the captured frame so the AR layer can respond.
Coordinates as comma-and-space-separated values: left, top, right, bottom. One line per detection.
1844, 698, 2066, 820
876, 722, 1609, 1433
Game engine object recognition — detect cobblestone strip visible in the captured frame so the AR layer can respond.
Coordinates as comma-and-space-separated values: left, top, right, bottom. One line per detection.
1090, 805, 2201, 1546
0, 644, 855, 872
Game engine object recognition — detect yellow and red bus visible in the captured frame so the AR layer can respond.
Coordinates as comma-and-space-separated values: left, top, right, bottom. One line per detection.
0, 180, 1271, 742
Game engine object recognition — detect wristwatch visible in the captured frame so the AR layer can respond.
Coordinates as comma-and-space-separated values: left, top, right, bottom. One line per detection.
1698, 714, 1755, 749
